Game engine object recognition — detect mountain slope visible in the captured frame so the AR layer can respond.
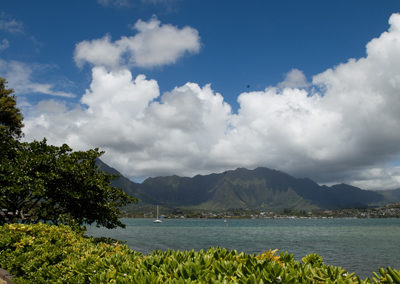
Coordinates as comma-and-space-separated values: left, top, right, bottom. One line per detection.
96, 160, 386, 211
374, 188, 400, 204
96, 159, 142, 200
136, 167, 384, 210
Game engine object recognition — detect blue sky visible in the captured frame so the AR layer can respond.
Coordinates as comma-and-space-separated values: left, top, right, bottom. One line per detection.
1, 0, 400, 189
2, 0, 398, 107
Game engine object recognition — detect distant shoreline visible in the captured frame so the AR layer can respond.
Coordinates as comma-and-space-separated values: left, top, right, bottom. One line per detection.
120, 202, 400, 219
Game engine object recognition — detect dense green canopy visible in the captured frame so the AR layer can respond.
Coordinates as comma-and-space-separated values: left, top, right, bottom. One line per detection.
0, 78, 24, 138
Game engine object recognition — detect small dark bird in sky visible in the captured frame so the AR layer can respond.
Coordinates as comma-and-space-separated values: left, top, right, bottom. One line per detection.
246, 85, 250, 89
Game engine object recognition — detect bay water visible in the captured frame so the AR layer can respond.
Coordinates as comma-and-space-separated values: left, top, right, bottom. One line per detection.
86, 218, 400, 278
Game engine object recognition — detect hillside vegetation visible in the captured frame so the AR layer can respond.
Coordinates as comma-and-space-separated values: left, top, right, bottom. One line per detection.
98, 160, 386, 212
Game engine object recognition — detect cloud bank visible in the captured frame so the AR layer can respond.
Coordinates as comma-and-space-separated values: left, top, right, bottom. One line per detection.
23, 14, 400, 189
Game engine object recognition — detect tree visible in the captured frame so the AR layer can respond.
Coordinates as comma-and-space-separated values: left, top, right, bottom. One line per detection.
0, 77, 136, 228
0, 136, 136, 228
0, 78, 24, 138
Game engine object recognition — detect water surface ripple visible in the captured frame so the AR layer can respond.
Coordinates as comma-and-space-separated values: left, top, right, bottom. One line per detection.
86, 218, 400, 278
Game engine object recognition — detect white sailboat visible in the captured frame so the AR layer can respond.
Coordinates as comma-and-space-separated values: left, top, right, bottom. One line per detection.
153, 205, 162, 223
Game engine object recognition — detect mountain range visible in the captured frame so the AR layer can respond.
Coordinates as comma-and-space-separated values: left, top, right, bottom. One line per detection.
97, 160, 399, 211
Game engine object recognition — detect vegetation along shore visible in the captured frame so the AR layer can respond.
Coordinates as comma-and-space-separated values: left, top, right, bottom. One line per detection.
1, 223, 400, 283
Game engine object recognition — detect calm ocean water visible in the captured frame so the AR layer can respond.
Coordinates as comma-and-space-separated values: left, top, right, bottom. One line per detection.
85, 218, 400, 278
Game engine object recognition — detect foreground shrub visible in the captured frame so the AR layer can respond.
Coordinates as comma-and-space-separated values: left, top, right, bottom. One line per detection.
1, 223, 399, 283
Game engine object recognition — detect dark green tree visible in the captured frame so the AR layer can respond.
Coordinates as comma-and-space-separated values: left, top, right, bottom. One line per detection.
0, 133, 136, 228
0, 78, 24, 138
0, 77, 136, 228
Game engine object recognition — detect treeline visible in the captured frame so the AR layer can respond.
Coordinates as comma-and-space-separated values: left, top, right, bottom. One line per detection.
120, 203, 400, 219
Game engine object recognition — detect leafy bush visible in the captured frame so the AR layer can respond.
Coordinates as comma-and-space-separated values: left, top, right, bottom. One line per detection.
1, 223, 399, 283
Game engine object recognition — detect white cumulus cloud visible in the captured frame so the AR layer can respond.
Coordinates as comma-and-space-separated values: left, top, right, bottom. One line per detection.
23, 13, 400, 189
278, 68, 309, 89
74, 17, 200, 69
24, 66, 231, 178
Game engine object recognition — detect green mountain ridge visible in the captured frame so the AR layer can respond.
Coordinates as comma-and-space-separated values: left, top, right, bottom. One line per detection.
97, 160, 398, 211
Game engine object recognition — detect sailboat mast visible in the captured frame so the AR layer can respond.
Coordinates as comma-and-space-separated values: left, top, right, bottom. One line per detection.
153, 205, 162, 223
